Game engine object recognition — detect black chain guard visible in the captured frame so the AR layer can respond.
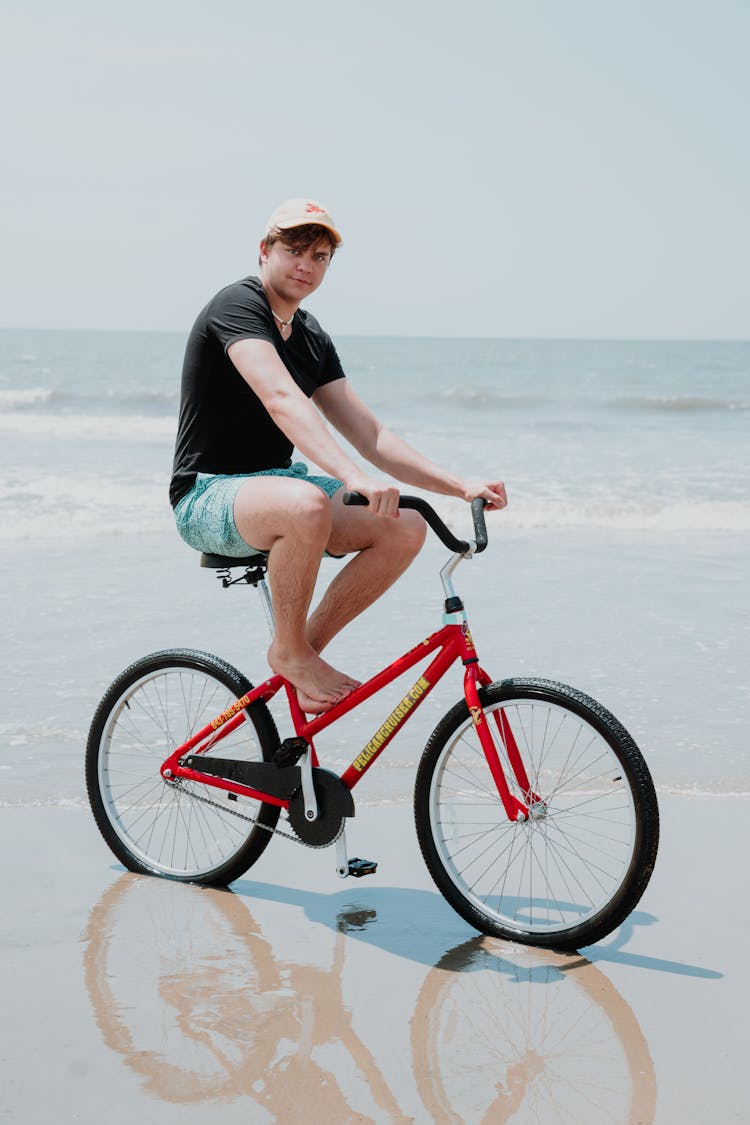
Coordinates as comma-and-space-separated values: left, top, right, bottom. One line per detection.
287, 768, 355, 846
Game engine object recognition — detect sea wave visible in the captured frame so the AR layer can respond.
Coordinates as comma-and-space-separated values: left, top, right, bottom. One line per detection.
4, 489, 749, 541
0, 385, 178, 411
103, 387, 179, 406
437, 386, 541, 407
3, 508, 173, 541
0, 411, 176, 440
0, 386, 57, 407
3, 471, 749, 542
613, 394, 750, 412
2, 785, 749, 809
438, 495, 750, 533
0, 473, 174, 540
507, 500, 750, 532
354, 784, 750, 805
0, 796, 90, 809
0, 721, 83, 742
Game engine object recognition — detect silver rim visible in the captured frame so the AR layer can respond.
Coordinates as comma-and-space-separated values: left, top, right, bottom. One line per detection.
429, 698, 637, 936
97, 666, 266, 878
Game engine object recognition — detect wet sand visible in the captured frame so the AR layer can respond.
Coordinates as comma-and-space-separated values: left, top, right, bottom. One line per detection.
0, 794, 746, 1123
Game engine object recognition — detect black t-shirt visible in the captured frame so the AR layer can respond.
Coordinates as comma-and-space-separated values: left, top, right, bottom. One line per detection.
169, 276, 345, 507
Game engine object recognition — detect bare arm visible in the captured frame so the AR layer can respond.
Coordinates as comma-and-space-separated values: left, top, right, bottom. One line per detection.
226, 339, 401, 514
314, 378, 507, 510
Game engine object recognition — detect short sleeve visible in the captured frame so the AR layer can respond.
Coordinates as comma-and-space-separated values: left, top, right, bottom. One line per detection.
319, 337, 346, 386
206, 280, 275, 353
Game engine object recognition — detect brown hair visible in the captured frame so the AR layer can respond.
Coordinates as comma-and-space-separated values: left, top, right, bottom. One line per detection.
259, 223, 338, 265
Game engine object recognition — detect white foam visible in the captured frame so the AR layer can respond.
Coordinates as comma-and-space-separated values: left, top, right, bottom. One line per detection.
0, 720, 85, 742
509, 500, 750, 532
615, 394, 750, 412
0, 411, 176, 440
436, 494, 750, 534
4, 473, 748, 540
655, 783, 750, 798
0, 386, 55, 407
2, 785, 748, 810
0, 796, 89, 809
1, 473, 174, 540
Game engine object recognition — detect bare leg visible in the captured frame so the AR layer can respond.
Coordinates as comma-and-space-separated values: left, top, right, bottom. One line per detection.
306, 494, 427, 654
233, 478, 359, 712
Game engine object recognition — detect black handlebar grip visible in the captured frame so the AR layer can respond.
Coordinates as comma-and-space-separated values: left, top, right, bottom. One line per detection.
342, 491, 477, 555
471, 497, 488, 553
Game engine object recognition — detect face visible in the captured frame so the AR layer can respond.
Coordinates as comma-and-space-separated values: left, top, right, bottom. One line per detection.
259, 236, 332, 308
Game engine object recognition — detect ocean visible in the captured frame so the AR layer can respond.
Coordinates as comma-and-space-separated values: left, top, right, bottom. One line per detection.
1, 328, 748, 806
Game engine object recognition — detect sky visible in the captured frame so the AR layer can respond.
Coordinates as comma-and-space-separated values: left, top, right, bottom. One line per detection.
2, 0, 748, 339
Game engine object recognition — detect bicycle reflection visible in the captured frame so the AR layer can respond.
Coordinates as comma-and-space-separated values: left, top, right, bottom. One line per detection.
83, 875, 655, 1123
412, 939, 656, 1123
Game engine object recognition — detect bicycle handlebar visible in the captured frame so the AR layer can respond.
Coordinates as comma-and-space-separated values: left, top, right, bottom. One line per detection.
342, 492, 488, 554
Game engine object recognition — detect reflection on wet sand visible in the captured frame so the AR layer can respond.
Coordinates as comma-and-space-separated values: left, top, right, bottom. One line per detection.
83, 875, 655, 1123
84, 876, 410, 1120
412, 940, 656, 1123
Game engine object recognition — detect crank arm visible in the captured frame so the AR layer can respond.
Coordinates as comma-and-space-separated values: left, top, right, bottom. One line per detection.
300, 750, 319, 822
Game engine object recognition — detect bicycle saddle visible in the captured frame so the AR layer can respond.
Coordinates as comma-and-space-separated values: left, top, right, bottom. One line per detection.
199, 551, 268, 569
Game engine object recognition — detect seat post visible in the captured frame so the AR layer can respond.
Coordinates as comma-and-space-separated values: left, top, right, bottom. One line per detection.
256, 573, 276, 637
199, 550, 276, 636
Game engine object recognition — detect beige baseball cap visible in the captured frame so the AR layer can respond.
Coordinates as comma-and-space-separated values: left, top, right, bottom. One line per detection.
263, 198, 343, 246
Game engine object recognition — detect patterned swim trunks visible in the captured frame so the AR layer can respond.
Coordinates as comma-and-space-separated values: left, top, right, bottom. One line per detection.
173, 462, 344, 557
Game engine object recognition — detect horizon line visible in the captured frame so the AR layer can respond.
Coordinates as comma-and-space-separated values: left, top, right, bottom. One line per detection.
1, 325, 749, 346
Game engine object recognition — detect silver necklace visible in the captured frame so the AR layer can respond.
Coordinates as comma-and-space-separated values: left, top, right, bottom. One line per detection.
271, 309, 294, 331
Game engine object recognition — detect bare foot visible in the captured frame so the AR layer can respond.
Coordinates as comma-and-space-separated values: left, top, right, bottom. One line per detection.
268, 641, 360, 714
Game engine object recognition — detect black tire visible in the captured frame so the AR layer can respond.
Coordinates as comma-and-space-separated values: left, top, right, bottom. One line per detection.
86, 649, 281, 885
414, 678, 659, 950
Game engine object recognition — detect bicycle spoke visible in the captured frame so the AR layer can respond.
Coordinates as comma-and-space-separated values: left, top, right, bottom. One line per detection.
422, 691, 642, 939
91, 658, 277, 880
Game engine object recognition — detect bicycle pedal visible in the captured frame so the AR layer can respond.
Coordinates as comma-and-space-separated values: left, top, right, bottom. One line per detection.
347, 857, 378, 878
273, 736, 308, 768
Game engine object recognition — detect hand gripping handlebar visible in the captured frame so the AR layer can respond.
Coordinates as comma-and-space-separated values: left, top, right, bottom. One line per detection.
342, 492, 488, 555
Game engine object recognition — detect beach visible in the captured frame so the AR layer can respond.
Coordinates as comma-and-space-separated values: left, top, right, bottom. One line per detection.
2, 331, 749, 1121
3, 528, 749, 1122
1, 795, 747, 1123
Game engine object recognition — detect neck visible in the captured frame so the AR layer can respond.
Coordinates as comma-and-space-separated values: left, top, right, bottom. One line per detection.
259, 277, 298, 324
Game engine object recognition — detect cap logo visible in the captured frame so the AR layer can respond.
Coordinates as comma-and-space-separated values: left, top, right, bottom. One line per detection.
305, 202, 326, 214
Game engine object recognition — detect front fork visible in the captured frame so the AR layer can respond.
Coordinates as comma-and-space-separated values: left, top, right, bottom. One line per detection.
464, 665, 540, 822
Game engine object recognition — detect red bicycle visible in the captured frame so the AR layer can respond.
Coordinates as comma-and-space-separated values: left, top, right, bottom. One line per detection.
86, 494, 659, 950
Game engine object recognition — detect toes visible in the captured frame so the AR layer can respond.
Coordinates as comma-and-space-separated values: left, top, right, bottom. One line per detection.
294, 687, 338, 714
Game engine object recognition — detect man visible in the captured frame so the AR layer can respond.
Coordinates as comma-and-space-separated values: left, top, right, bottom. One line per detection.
170, 198, 506, 713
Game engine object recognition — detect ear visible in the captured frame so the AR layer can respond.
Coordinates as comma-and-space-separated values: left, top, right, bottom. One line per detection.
259, 239, 269, 263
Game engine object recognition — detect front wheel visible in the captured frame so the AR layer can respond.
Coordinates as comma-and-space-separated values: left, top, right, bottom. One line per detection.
414, 678, 659, 950
86, 649, 281, 885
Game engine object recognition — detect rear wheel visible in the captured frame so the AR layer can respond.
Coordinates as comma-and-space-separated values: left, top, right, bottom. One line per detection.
414, 678, 659, 950
86, 649, 280, 884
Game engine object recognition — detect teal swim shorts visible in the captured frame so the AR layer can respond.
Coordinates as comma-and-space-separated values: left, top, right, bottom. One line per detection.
173, 463, 344, 557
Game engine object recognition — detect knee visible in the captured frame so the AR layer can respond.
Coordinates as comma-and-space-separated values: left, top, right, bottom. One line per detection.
394, 509, 427, 557
291, 485, 333, 541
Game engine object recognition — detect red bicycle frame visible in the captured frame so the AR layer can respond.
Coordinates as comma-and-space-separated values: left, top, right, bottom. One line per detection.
160, 618, 533, 822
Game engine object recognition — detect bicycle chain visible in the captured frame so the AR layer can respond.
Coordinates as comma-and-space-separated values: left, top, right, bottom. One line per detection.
173, 781, 344, 850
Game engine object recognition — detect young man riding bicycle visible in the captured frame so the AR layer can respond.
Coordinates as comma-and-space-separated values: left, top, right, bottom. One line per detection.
170, 198, 507, 714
